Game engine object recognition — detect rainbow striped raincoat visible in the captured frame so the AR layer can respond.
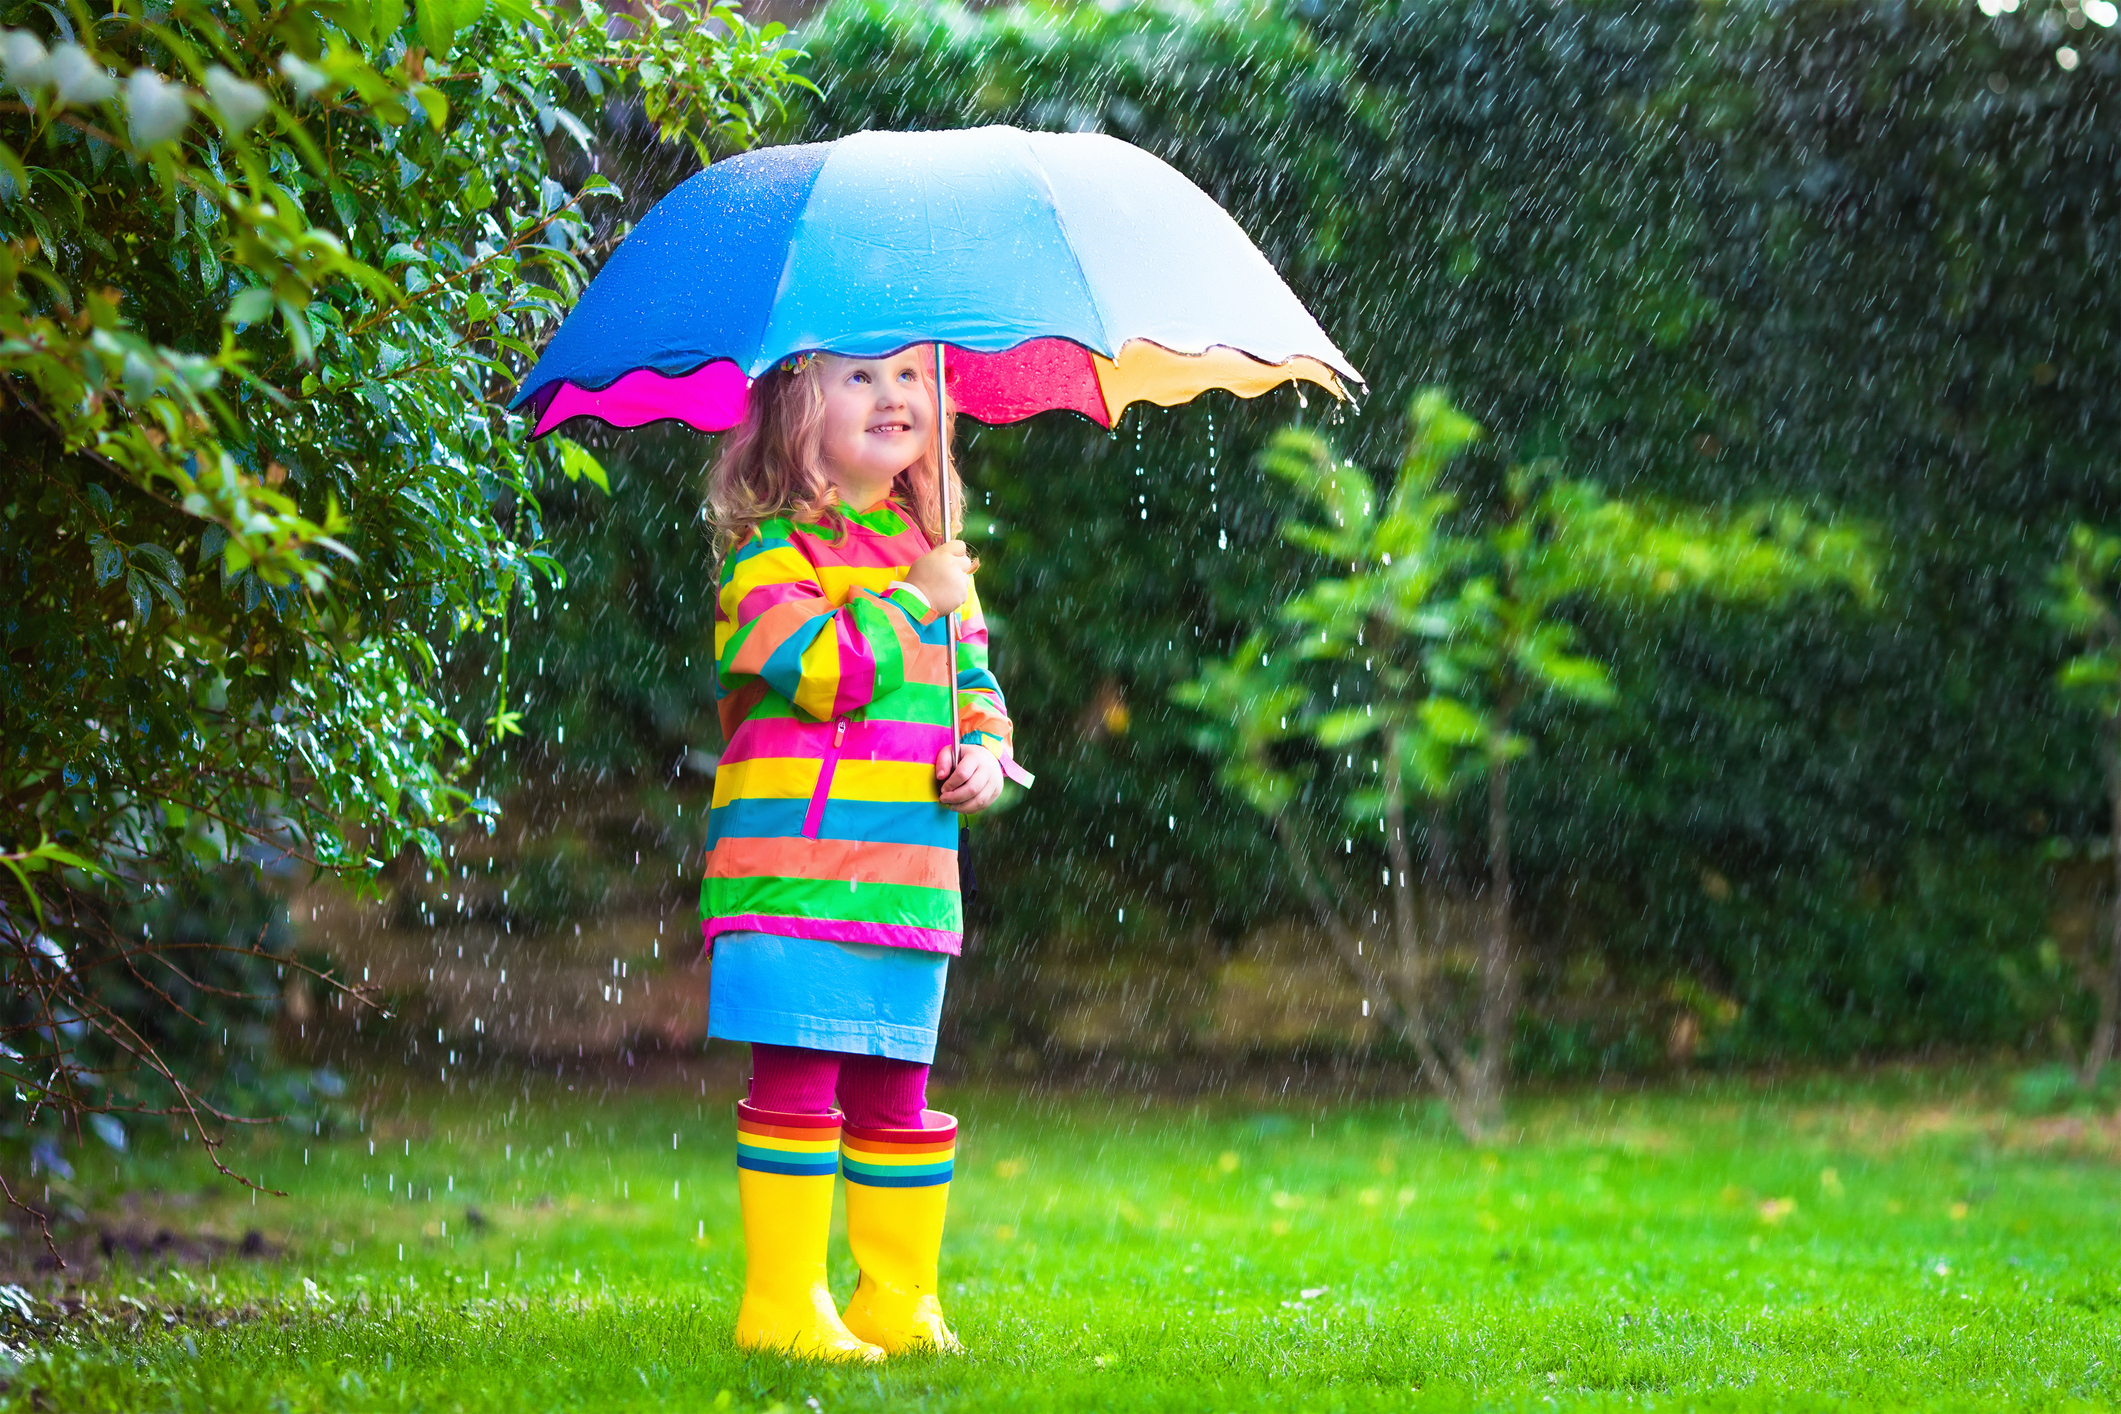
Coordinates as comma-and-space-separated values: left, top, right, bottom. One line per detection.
700, 498, 1014, 956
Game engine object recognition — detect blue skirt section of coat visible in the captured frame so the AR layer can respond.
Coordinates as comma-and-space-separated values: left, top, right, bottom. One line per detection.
706, 931, 948, 1063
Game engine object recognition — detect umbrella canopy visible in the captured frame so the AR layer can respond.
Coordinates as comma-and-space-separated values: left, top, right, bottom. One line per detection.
513, 125, 1359, 435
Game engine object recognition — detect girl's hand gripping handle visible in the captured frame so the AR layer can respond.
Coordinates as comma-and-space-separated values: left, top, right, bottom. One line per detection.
936, 743, 1004, 814
904, 541, 974, 618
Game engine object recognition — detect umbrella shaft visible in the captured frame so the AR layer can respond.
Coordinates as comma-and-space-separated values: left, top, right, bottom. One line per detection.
934, 342, 961, 757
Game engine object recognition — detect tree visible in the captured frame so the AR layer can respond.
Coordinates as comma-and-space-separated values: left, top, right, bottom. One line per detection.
1177, 392, 1875, 1138
0, 0, 800, 1210
792, 0, 2121, 1066
2049, 524, 2121, 1085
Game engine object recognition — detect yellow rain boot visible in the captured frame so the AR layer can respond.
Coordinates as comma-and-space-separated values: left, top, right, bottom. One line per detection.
839, 1110, 964, 1354
732, 1102, 883, 1362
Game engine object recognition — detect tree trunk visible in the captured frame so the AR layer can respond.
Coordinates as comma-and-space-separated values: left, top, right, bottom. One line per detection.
1270, 812, 1458, 1093
1423, 800, 1452, 963
1270, 804, 1495, 1138
2082, 713, 2121, 1089
1382, 729, 1425, 1027
1379, 734, 1492, 1139
1467, 748, 1517, 1140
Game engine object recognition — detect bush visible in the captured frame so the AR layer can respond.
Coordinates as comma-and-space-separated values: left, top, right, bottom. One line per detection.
0, 0, 799, 1160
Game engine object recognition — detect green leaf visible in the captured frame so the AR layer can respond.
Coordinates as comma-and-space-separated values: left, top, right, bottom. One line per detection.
89, 537, 123, 585
202, 66, 270, 133
488, 0, 546, 28
1521, 632, 1616, 704
129, 542, 182, 582
227, 286, 273, 325
553, 436, 609, 493
2058, 656, 2121, 696
33, 842, 110, 878
44, 41, 117, 107
1417, 696, 1486, 747
1220, 758, 1298, 817
412, 84, 449, 130
125, 569, 154, 621
417, 0, 488, 61
125, 68, 191, 150
1258, 427, 1375, 551
0, 858, 44, 930
1313, 708, 1379, 747
1385, 387, 1481, 523
547, 105, 593, 151
126, 568, 154, 623
373, 0, 409, 46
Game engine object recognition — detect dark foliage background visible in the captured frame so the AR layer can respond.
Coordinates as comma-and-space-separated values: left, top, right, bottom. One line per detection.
499, 0, 2118, 1070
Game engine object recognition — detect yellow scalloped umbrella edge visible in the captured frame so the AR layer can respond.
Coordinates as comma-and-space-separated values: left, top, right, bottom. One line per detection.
1092, 341, 1352, 424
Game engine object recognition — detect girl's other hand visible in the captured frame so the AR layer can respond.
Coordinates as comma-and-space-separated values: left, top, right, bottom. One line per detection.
905, 540, 973, 617
935, 743, 1003, 814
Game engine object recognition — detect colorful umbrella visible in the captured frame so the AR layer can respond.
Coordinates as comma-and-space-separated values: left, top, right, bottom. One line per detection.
513, 124, 1360, 758
511, 125, 1361, 436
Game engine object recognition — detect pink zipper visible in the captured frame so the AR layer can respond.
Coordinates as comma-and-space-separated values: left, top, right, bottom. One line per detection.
802, 718, 847, 840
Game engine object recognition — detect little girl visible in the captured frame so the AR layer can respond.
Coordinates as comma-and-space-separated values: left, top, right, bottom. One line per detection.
700, 346, 1022, 1362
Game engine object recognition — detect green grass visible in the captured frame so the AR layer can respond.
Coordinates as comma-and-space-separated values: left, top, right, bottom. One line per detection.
6, 1068, 2121, 1411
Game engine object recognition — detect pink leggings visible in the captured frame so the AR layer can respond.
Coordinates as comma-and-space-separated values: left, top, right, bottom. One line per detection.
747, 1043, 930, 1129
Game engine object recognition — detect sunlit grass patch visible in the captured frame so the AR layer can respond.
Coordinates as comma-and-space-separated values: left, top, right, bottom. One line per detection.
3, 1073, 2119, 1412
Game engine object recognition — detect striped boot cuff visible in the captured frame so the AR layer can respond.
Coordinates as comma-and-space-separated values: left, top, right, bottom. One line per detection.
840, 1111, 957, 1189
735, 1101, 843, 1178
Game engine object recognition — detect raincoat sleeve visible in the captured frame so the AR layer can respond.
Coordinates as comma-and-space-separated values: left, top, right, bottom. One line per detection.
714, 521, 931, 722
954, 576, 1028, 781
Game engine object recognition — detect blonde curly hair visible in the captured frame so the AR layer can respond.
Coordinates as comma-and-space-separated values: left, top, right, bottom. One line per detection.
706, 353, 963, 559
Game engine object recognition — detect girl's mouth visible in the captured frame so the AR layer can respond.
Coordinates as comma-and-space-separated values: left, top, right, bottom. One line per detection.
868, 422, 912, 435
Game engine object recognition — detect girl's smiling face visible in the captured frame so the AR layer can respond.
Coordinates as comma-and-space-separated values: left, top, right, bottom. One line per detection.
814, 350, 933, 510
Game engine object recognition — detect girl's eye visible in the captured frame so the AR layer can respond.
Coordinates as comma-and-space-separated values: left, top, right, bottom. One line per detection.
850, 372, 869, 384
